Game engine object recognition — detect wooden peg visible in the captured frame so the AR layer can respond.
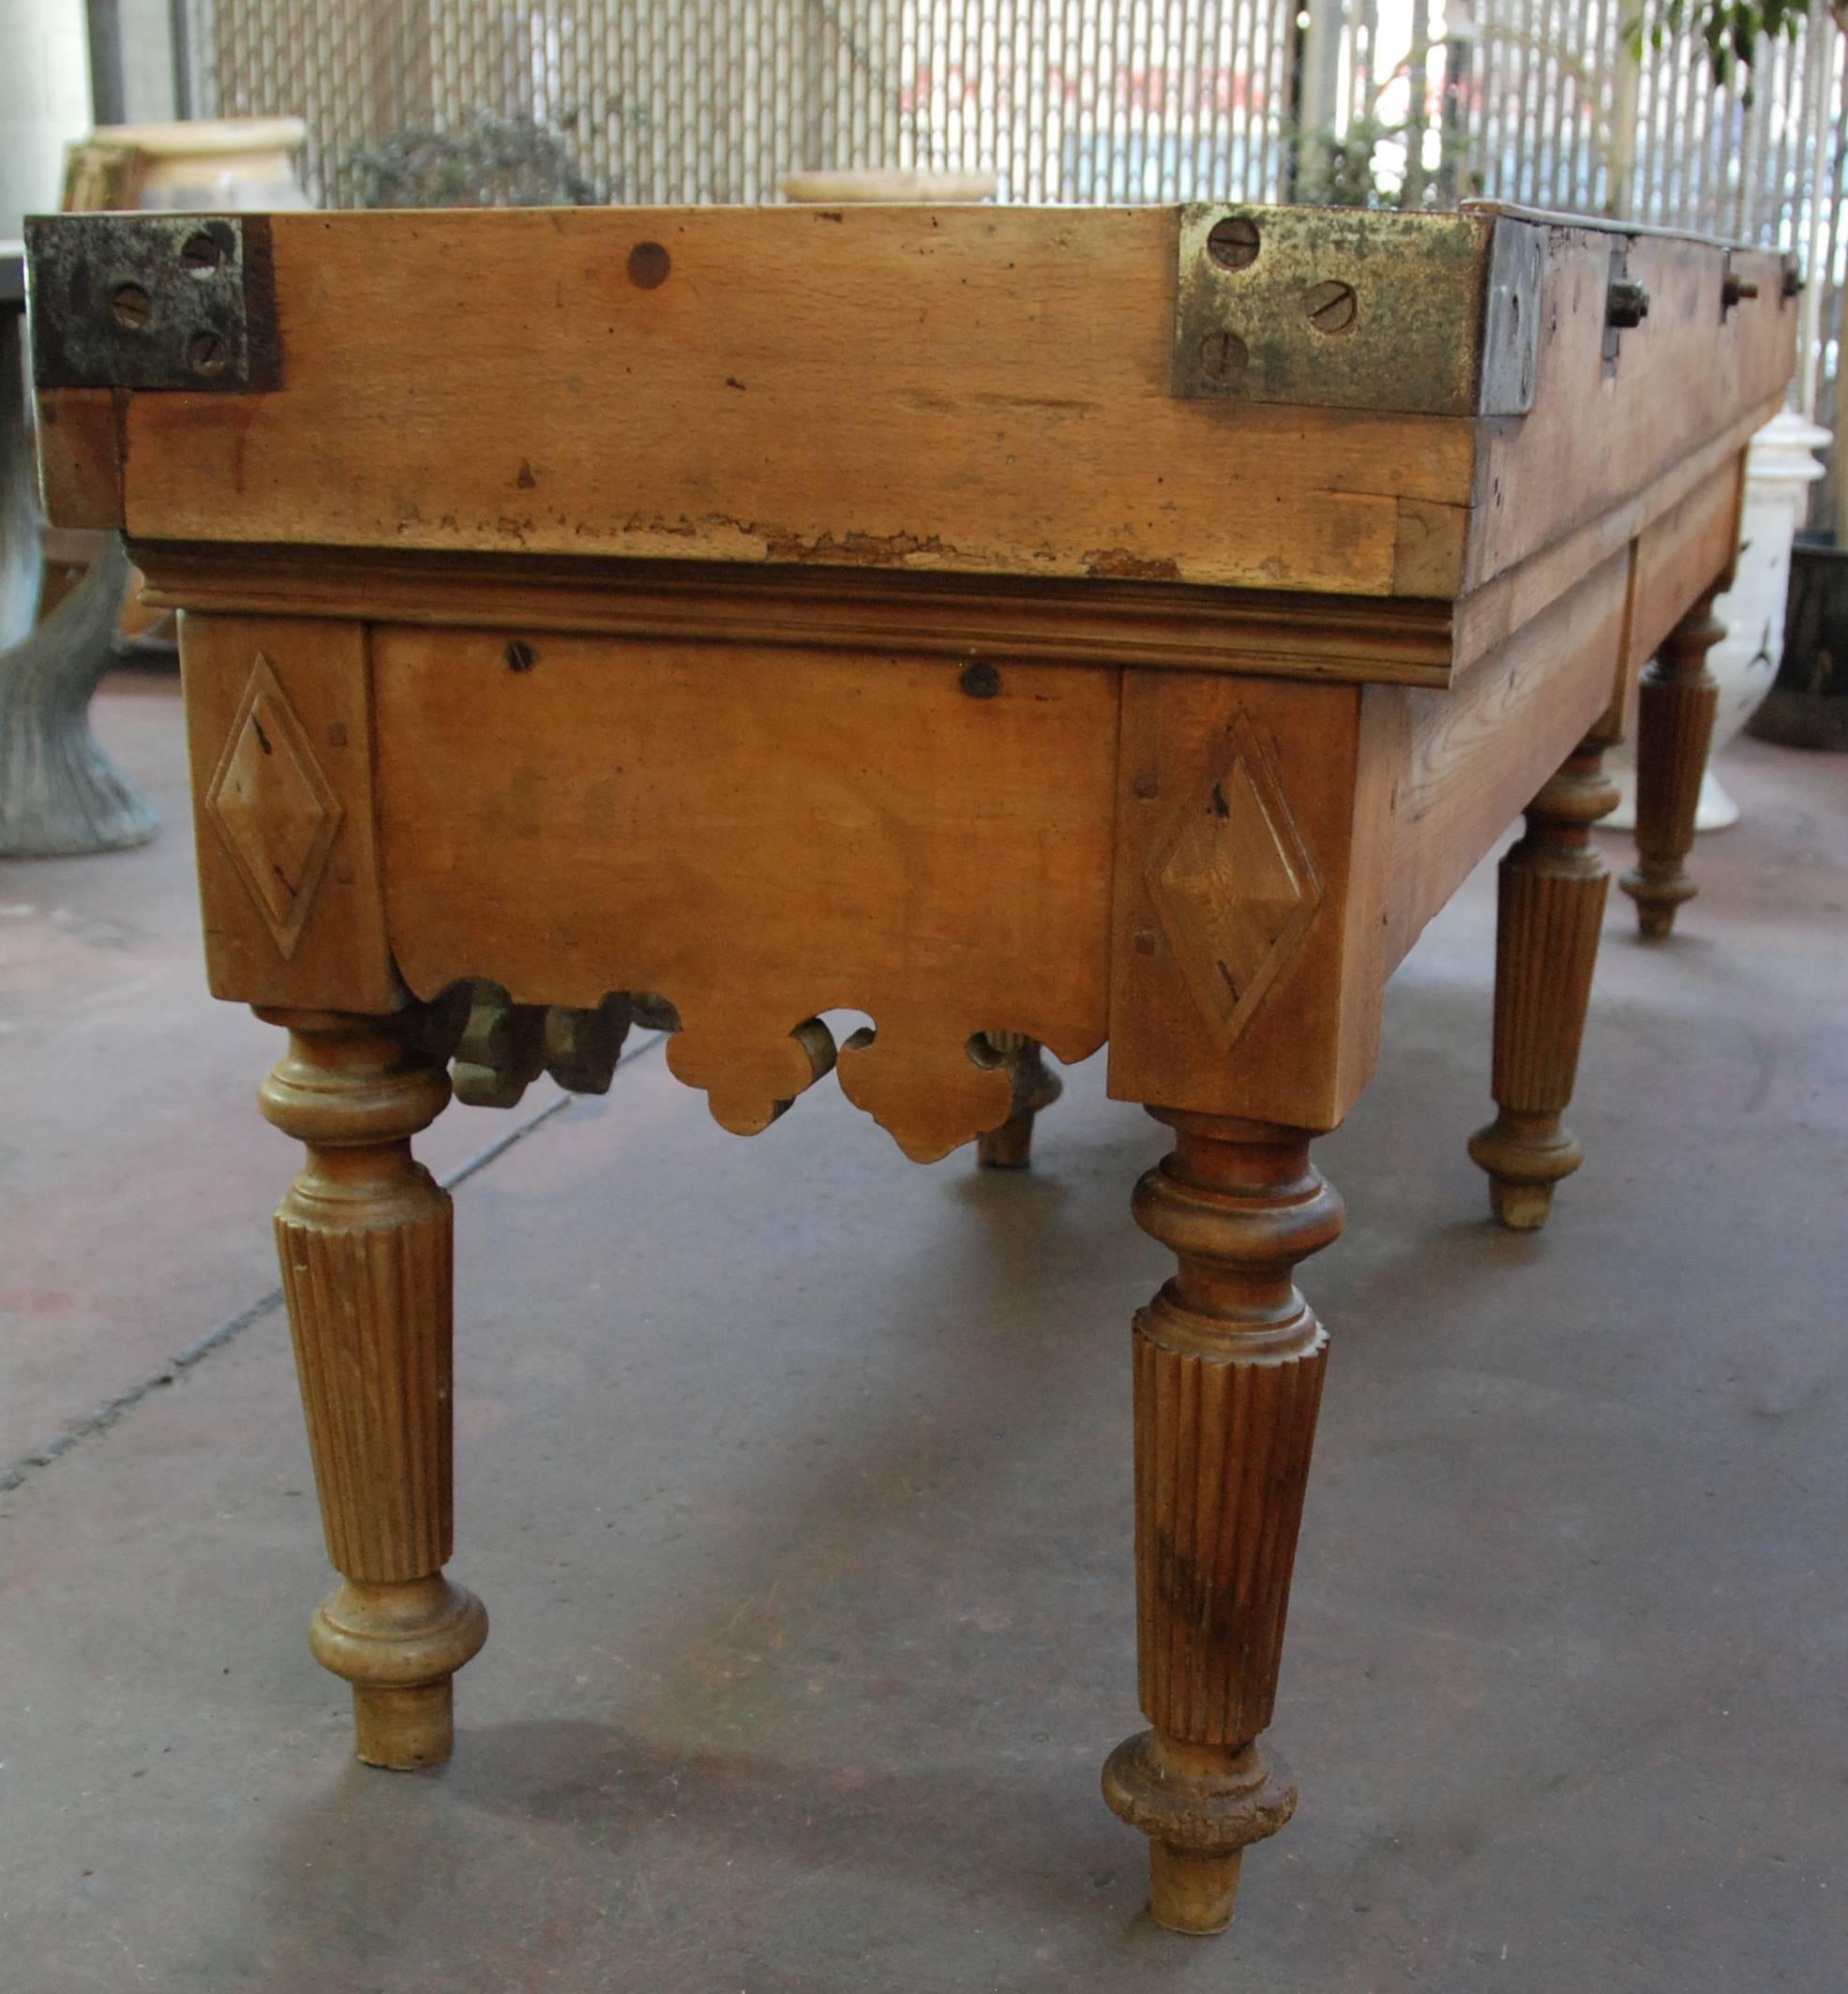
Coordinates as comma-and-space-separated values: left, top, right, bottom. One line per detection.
1468, 733, 1619, 1230
1103, 1111, 1341, 1934
628, 991, 681, 1033
1621, 592, 1724, 938
544, 993, 634, 1094
974, 1031, 1064, 1168
451, 982, 548, 1108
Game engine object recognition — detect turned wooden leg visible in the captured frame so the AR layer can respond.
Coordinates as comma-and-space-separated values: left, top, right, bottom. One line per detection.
258, 1007, 488, 1768
1621, 592, 1724, 938
1467, 733, 1619, 1231
975, 1030, 1063, 1168
1102, 1112, 1341, 1935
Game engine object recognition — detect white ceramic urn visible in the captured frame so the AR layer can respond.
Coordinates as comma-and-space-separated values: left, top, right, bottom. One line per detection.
1607, 407, 1831, 831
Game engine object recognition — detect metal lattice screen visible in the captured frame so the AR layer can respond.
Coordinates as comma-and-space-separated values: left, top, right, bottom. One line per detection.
1459, 0, 1836, 239
184, 0, 1848, 439
187, 1, 1304, 209
183, 1, 1841, 245
1456, 0, 1845, 468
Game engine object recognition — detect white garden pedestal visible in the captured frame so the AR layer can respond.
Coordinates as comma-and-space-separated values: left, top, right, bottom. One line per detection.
1608, 408, 1830, 831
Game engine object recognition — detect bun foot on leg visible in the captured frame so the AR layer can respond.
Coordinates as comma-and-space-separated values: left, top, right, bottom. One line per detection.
310, 1575, 489, 1768
1468, 1110, 1585, 1232
1103, 1732, 1296, 1934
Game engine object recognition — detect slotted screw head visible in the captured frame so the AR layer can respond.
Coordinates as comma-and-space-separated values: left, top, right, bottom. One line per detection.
1199, 328, 1249, 382
1304, 280, 1358, 335
1206, 216, 1260, 272
181, 230, 225, 274
110, 282, 153, 330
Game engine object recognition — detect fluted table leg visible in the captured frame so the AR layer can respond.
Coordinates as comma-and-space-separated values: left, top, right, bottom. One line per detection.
1103, 1111, 1342, 1934
1468, 733, 1619, 1230
1621, 592, 1724, 939
258, 1007, 488, 1769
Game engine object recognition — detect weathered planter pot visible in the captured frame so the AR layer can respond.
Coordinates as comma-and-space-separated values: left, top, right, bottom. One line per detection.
1609, 408, 1830, 829
1750, 532, 1848, 751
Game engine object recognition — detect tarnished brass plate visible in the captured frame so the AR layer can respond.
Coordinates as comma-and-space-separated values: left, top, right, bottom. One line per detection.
1174, 203, 1537, 418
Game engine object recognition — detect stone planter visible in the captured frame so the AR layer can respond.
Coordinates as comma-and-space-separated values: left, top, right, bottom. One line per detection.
1607, 408, 1830, 831
1750, 535, 1848, 750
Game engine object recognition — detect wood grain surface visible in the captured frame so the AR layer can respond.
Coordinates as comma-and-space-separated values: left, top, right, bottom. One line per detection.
371, 630, 1117, 1162
1105, 674, 1397, 1131
1464, 228, 1789, 592
181, 613, 402, 1012
1383, 549, 1632, 970
112, 205, 1475, 597
38, 204, 1791, 642
259, 1009, 488, 1771
135, 545, 1463, 688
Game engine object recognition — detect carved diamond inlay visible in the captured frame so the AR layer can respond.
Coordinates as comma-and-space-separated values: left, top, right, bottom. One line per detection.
205, 654, 342, 958
1147, 711, 1323, 1044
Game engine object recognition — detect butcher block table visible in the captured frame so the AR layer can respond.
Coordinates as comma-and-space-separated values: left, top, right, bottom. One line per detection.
27, 201, 1792, 1940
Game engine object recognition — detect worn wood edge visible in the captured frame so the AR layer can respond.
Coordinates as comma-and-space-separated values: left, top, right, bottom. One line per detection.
1392, 498, 1469, 598
1587, 459, 1741, 745
1450, 390, 1780, 677
128, 389, 1780, 692
1462, 201, 1787, 253
1458, 228, 1791, 599
1382, 549, 1632, 974
110, 202, 1477, 593
1608, 455, 1744, 729
34, 387, 127, 528
134, 546, 1461, 687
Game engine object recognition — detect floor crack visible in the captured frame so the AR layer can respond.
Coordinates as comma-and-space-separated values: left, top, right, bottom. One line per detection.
0, 1029, 667, 1499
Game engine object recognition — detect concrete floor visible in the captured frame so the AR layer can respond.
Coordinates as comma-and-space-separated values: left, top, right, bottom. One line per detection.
1, 672, 1843, 1993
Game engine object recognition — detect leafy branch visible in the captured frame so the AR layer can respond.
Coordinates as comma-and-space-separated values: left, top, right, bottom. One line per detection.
1628, 0, 1838, 97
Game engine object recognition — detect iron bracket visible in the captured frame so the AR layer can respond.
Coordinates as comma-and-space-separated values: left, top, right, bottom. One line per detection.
25, 213, 280, 394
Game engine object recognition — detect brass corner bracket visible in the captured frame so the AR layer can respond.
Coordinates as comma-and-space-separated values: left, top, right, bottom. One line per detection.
1172, 202, 1540, 419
